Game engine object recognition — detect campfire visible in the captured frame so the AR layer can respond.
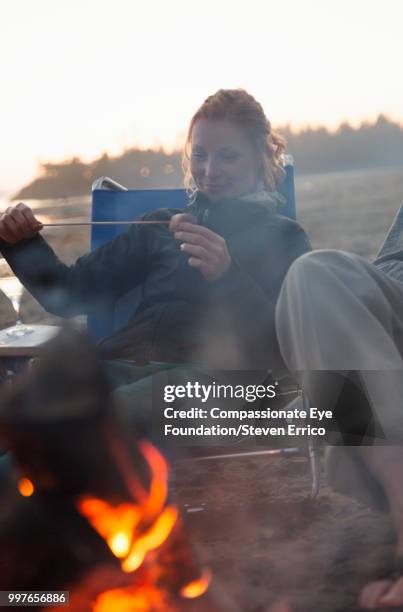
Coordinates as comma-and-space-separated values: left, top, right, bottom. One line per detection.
0, 328, 212, 611
76, 440, 211, 611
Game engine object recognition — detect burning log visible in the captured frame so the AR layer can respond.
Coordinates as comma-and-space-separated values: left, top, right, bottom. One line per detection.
0, 327, 216, 611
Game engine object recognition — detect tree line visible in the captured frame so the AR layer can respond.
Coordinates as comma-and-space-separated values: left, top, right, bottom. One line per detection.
14, 115, 403, 200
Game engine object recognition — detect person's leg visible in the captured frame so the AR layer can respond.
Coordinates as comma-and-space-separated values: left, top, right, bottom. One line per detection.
276, 249, 403, 371
276, 250, 403, 441
103, 359, 191, 435
327, 445, 403, 608
275, 250, 403, 607
110, 364, 216, 459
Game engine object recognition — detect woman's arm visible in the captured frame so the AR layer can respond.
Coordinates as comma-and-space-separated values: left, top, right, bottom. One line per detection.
0, 216, 149, 318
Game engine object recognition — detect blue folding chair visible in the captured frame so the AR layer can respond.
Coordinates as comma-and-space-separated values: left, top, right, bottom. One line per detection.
89, 158, 320, 497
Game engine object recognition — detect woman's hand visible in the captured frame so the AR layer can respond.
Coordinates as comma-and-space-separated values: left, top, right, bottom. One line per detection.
0, 202, 43, 244
170, 213, 232, 282
359, 576, 403, 609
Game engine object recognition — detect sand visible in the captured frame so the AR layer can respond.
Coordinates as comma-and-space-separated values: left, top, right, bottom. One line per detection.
175, 455, 394, 611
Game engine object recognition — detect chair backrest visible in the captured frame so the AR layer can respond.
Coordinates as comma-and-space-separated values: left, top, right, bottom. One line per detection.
89, 159, 296, 339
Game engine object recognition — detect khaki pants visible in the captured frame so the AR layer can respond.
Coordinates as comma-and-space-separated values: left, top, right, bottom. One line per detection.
275, 249, 403, 507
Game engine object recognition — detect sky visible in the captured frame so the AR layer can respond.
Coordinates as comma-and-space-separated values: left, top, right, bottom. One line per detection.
1, 0, 402, 196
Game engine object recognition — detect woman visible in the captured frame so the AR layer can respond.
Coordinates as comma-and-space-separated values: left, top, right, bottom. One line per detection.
0, 89, 310, 372
0, 89, 312, 450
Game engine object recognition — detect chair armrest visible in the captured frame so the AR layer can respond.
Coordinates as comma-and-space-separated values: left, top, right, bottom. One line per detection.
283, 153, 294, 167
91, 176, 128, 192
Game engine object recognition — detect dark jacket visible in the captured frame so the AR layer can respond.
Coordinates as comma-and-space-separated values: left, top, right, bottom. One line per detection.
0, 192, 311, 369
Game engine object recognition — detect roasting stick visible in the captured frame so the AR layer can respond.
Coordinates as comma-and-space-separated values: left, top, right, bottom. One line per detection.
42, 220, 171, 226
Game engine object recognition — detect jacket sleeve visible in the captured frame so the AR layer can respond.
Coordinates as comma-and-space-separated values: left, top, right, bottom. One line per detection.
0, 224, 149, 317
209, 218, 311, 368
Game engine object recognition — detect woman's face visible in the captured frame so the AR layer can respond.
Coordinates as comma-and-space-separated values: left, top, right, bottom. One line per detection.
190, 118, 261, 201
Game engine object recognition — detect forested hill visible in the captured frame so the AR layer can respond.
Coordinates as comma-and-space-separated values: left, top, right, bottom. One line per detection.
13, 115, 403, 200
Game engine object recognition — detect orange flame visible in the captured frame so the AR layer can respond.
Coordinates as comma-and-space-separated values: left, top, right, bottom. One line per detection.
138, 440, 168, 520
77, 442, 176, 571
180, 568, 212, 599
18, 477, 35, 497
93, 585, 168, 612
122, 506, 178, 573
78, 497, 141, 559
77, 441, 209, 610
